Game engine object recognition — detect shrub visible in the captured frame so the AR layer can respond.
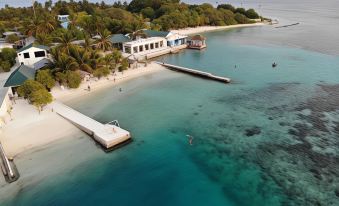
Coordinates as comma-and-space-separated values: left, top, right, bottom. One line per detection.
0, 60, 11, 72
245, 9, 259, 19
36, 69, 56, 90
30, 89, 53, 113
66, 70, 82, 88
17, 80, 45, 99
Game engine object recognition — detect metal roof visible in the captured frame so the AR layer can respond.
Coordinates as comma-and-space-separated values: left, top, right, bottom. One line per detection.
4, 65, 36, 87
109, 34, 131, 44
33, 58, 52, 70
143, 30, 170, 38
17, 43, 50, 53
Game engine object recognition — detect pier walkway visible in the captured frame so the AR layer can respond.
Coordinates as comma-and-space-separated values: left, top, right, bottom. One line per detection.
156, 62, 231, 83
52, 102, 131, 150
0, 142, 19, 183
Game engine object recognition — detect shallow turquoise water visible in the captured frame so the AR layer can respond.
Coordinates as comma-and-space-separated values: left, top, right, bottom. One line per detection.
2, 26, 339, 205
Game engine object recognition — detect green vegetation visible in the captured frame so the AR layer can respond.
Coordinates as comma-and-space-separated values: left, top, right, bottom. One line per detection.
65, 70, 82, 88
0, 1, 260, 37
0, 48, 16, 72
36, 69, 56, 90
0, 1, 261, 95
30, 89, 53, 113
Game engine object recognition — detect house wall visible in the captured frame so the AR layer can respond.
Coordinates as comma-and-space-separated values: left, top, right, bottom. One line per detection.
17, 47, 48, 66
0, 88, 12, 120
123, 38, 167, 55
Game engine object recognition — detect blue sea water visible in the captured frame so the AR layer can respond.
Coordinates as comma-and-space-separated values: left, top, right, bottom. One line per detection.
1, 1, 339, 205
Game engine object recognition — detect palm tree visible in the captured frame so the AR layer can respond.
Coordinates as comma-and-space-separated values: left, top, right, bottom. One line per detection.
55, 32, 76, 54
50, 48, 78, 72
94, 29, 113, 52
35, 34, 52, 46
69, 47, 95, 73
99, 54, 115, 70
82, 35, 94, 52
39, 13, 57, 34
130, 29, 147, 40
25, 17, 41, 36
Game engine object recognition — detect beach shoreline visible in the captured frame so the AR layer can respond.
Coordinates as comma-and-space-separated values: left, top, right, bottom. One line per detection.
170, 23, 266, 35
0, 23, 266, 159
0, 62, 165, 157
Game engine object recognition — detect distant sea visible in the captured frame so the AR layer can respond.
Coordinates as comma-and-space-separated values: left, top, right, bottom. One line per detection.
1, 0, 339, 206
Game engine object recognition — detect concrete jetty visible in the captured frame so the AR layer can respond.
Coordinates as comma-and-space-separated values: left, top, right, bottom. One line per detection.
156, 62, 231, 83
52, 102, 131, 150
0, 142, 19, 183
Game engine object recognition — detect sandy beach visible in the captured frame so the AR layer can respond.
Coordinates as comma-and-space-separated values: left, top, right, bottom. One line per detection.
171, 23, 265, 35
0, 62, 165, 157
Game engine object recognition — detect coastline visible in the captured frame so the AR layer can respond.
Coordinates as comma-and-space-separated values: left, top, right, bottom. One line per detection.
170, 23, 265, 35
0, 23, 266, 165
0, 62, 165, 157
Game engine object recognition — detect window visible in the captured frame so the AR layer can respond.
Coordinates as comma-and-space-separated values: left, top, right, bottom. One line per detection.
155, 43, 159, 48
160, 41, 163, 47
139, 45, 143, 52
133, 46, 138, 53
34, 51, 45, 58
23, 52, 30, 59
150, 43, 154, 50
124, 46, 131, 54
145, 44, 149, 50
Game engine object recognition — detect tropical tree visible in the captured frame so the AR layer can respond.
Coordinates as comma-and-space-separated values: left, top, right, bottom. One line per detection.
35, 34, 52, 46
66, 70, 82, 88
36, 69, 56, 90
119, 58, 129, 72
69, 47, 95, 73
30, 89, 53, 114
94, 29, 112, 52
50, 48, 78, 72
54, 31, 76, 54
17, 80, 45, 99
39, 13, 57, 34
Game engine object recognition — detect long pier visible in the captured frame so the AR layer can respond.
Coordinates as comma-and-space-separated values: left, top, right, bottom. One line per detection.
52, 102, 131, 151
275, 22, 300, 28
156, 62, 231, 83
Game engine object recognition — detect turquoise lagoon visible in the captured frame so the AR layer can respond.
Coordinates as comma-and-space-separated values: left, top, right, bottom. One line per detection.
1, 25, 339, 205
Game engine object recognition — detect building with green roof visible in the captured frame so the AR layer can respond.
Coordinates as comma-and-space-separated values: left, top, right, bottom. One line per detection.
109, 34, 131, 50
4, 65, 36, 88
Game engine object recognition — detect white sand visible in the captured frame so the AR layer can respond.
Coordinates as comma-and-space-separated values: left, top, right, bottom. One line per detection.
171, 23, 265, 35
0, 62, 165, 157
52, 62, 165, 102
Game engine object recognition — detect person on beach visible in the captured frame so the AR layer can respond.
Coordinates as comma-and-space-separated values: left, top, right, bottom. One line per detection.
119, 88, 122, 92
112, 127, 116, 133
88, 85, 91, 91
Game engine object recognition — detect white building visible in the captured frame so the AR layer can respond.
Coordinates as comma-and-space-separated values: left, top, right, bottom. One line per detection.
122, 37, 167, 55
57, 15, 69, 22
17, 43, 50, 66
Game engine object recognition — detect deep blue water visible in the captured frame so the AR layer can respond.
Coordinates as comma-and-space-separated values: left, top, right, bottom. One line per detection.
1, 1, 339, 206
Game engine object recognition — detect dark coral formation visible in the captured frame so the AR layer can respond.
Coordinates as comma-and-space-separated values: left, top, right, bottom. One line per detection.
245, 126, 261, 136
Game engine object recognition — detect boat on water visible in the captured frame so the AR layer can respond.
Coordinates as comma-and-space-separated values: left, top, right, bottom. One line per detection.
272, 62, 278, 68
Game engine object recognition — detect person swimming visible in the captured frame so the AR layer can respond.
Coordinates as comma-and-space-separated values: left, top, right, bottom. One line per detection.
186, 135, 194, 145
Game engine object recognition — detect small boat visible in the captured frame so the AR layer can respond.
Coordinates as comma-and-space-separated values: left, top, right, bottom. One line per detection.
272, 62, 277, 68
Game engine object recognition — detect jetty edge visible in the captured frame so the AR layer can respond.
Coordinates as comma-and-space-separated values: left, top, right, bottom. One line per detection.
156, 62, 231, 83
52, 102, 131, 151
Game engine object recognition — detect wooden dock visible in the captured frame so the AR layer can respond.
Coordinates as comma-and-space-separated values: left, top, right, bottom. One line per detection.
156, 62, 231, 83
52, 102, 131, 150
